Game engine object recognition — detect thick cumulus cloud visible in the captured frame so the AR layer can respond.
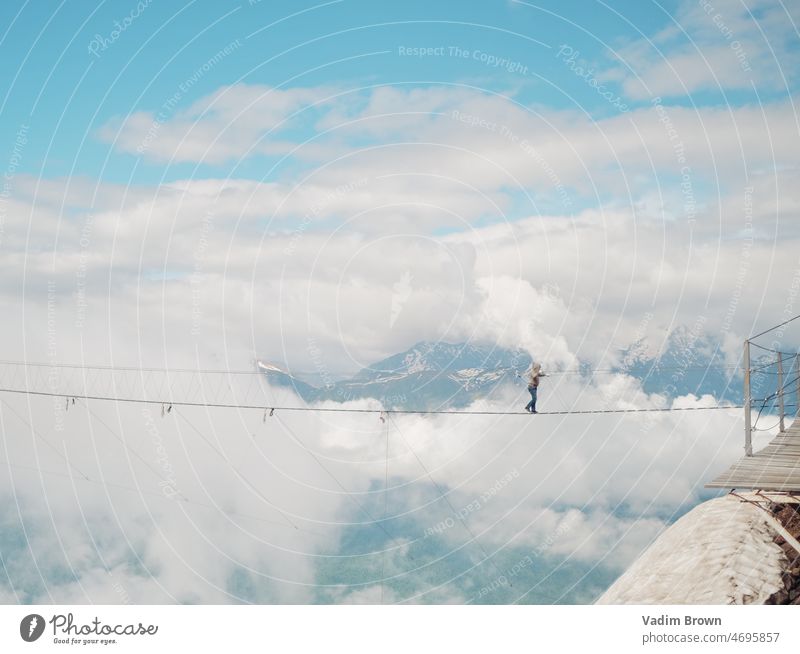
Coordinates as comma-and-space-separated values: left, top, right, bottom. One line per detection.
85, 82, 800, 366
0, 351, 776, 603
3, 169, 798, 374
0, 386, 338, 603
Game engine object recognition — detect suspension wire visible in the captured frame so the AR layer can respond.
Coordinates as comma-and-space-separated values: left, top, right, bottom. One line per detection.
0, 387, 747, 415
750, 369, 800, 432
74, 398, 191, 503
173, 409, 299, 530
752, 405, 799, 431
271, 412, 410, 552
749, 313, 800, 341
752, 413, 799, 432
386, 413, 511, 587
752, 397, 770, 431
781, 373, 800, 394
0, 400, 325, 536
0, 396, 90, 481
748, 341, 799, 356
756, 372, 800, 406
755, 393, 779, 431
0, 358, 743, 378
78, 395, 308, 532
542, 363, 739, 375
0, 360, 267, 375
380, 417, 390, 605
0, 456, 329, 536
752, 393, 776, 432
750, 353, 799, 371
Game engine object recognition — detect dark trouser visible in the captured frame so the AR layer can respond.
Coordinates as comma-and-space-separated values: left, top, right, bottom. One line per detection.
525, 387, 537, 412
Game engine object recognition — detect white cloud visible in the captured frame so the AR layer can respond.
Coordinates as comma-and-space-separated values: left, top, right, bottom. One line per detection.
98, 84, 336, 164
1, 361, 761, 603
98, 81, 800, 203
3, 163, 799, 375
609, 0, 800, 99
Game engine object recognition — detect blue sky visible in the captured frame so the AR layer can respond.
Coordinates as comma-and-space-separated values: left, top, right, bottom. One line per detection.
3, 0, 786, 185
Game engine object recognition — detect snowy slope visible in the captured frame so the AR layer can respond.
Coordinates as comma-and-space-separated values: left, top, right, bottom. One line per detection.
596, 496, 787, 604
620, 327, 740, 403
259, 326, 748, 410
261, 342, 532, 409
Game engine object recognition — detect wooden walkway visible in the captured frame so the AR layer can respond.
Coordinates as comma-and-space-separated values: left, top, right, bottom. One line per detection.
707, 421, 800, 492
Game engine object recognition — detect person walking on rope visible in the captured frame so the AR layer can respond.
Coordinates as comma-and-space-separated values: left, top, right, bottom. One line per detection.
524, 363, 544, 413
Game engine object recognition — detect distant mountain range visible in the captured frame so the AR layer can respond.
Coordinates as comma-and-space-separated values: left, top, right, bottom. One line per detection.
259, 328, 753, 410
619, 325, 742, 403
259, 342, 532, 409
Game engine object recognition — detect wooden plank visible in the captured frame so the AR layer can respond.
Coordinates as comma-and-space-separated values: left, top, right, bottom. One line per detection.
710, 480, 800, 484
732, 492, 800, 504
711, 468, 800, 476
707, 479, 800, 487
719, 460, 800, 467
725, 462, 800, 469
706, 418, 800, 491
724, 461, 800, 468
708, 480, 800, 488
713, 475, 800, 481
716, 471, 800, 477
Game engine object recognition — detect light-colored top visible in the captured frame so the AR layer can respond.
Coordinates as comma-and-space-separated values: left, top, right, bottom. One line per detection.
527, 363, 542, 389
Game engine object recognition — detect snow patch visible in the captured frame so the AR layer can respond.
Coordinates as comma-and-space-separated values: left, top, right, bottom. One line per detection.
596, 495, 787, 604
257, 361, 287, 374
403, 350, 431, 374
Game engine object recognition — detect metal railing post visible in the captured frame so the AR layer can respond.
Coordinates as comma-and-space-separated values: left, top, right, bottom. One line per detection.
744, 340, 752, 456
796, 354, 800, 417
778, 353, 785, 433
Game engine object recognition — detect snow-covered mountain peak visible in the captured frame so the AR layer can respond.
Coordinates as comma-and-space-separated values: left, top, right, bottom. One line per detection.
257, 360, 287, 374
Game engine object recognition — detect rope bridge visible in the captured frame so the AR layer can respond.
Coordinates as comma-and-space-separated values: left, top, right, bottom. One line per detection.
707, 316, 800, 493
0, 358, 756, 417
